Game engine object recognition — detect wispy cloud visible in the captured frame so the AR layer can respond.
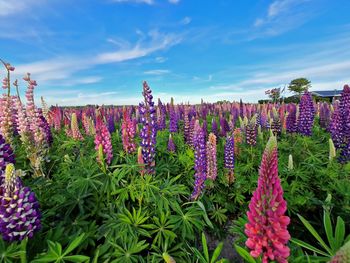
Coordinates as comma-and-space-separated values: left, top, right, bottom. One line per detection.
0, 0, 39, 16
111, 0, 154, 4
180, 16, 191, 25
169, 0, 180, 4
13, 30, 182, 84
144, 69, 170, 75
155, 56, 167, 63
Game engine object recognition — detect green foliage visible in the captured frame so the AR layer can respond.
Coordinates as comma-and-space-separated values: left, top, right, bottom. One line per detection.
288, 77, 312, 97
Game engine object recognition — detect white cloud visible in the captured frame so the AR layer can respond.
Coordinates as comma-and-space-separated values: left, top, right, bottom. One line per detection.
180, 16, 192, 25
155, 56, 167, 63
0, 1, 34, 16
111, 0, 154, 4
144, 69, 170, 75
13, 30, 182, 84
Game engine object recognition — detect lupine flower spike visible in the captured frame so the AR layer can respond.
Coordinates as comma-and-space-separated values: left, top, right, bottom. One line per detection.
0, 164, 41, 242
245, 135, 291, 263
206, 133, 217, 181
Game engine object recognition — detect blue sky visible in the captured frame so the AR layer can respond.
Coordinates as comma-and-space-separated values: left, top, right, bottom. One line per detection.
1, 0, 350, 105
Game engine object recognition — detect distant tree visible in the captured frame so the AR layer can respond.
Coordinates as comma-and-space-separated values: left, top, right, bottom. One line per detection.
265, 88, 281, 102
288, 78, 311, 98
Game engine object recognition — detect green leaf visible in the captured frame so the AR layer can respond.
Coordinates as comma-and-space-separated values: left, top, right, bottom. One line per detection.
290, 238, 330, 257
210, 242, 223, 263
63, 255, 90, 262
297, 214, 333, 255
334, 216, 345, 250
196, 201, 214, 229
202, 233, 209, 262
63, 234, 86, 256
323, 210, 335, 252
234, 245, 257, 263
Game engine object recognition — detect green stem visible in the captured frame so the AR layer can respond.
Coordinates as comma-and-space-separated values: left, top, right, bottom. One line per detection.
20, 238, 28, 263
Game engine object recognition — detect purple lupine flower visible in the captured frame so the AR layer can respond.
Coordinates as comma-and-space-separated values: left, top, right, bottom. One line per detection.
206, 133, 217, 181
286, 104, 297, 133
157, 99, 166, 130
246, 116, 257, 146
0, 164, 41, 242
297, 92, 315, 136
219, 117, 230, 137
169, 106, 178, 133
39, 113, 53, 146
189, 117, 196, 147
271, 109, 282, 137
139, 81, 157, 174
191, 120, 207, 200
211, 118, 218, 137
107, 114, 116, 133
184, 107, 191, 144
240, 99, 244, 118
338, 85, 350, 162
319, 102, 331, 130
0, 134, 15, 185
168, 134, 176, 152
202, 120, 208, 141
224, 134, 234, 184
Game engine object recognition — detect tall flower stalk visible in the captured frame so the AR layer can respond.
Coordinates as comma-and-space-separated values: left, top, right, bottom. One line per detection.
139, 81, 157, 174
122, 107, 136, 154
94, 112, 113, 165
191, 120, 207, 200
224, 134, 235, 184
297, 91, 315, 136
245, 136, 290, 263
206, 133, 217, 181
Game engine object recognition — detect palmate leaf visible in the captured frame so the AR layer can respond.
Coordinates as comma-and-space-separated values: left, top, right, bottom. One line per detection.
32, 234, 89, 263
0, 238, 25, 263
109, 238, 148, 263
151, 211, 177, 246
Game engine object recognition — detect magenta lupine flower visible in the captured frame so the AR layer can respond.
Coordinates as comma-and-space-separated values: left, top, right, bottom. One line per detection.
94, 114, 113, 165
122, 107, 136, 154
286, 104, 297, 133
0, 134, 15, 185
206, 133, 217, 181
224, 134, 234, 184
167, 134, 176, 152
139, 81, 157, 174
245, 136, 291, 263
297, 91, 315, 136
191, 120, 207, 200
0, 164, 41, 242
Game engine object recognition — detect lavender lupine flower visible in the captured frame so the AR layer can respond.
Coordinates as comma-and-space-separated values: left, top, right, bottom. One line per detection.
0, 164, 41, 242
245, 136, 290, 263
191, 120, 207, 200
206, 133, 217, 181
219, 117, 230, 137
202, 120, 208, 141
189, 118, 196, 147
94, 114, 113, 165
167, 134, 176, 152
0, 134, 15, 185
297, 91, 315, 136
169, 98, 178, 133
139, 81, 157, 174
330, 107, 343, 149
286, 104, 297, 133
224, 134, 234, 184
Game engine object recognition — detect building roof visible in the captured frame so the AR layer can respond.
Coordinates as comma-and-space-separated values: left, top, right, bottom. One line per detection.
311, 90, 342, 97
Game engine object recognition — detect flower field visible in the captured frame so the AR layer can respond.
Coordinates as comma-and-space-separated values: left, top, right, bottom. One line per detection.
1, 62, 350, 262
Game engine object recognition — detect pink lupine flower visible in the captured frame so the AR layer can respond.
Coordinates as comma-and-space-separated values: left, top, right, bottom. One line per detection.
206, 133, 217, 180
245, 135, 291, 263
121, 107, 136, 154
70, 113, 83, 140
94, 114, 113, 165
0, 94, 13, 143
